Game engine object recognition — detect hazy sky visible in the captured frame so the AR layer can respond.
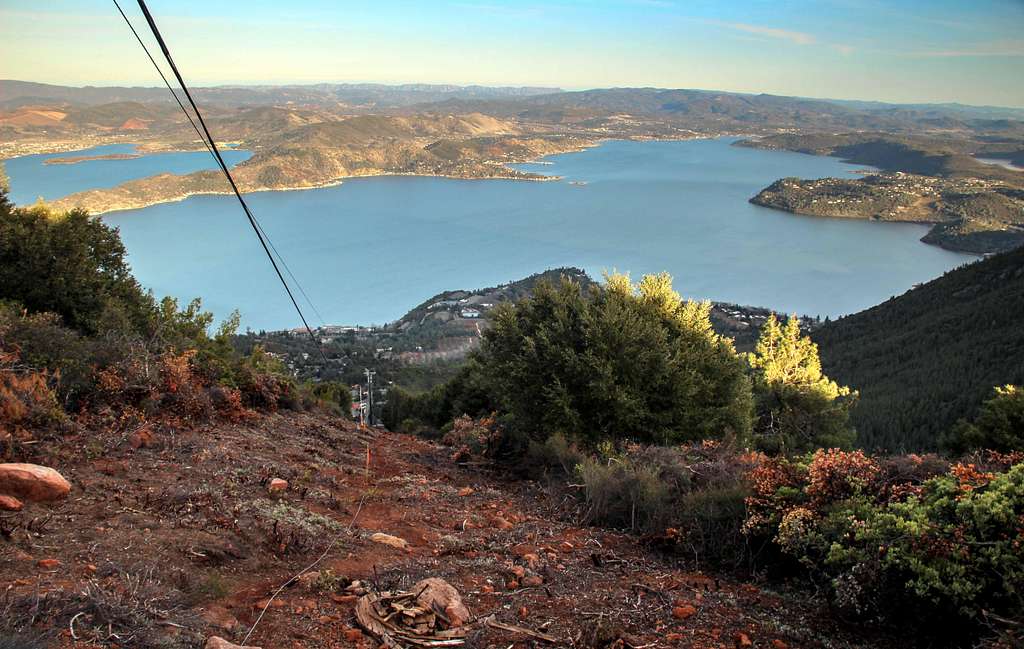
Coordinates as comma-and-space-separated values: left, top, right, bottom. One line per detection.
2, 0, 1023, 107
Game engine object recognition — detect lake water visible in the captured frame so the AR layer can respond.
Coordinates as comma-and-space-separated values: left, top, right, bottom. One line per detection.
8, 138, 976, 330
4, 143, 251, 205
974, 156, 1024, 172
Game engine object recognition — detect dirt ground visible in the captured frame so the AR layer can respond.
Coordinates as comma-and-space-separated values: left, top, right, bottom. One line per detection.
1, 412, 900, 649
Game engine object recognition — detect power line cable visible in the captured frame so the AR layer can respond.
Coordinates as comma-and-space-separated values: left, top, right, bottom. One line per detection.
117, 0, 328, 360
112, 0, 326, 328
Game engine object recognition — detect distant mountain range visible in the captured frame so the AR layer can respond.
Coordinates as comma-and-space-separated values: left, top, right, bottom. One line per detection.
0, 80, 560, 110
3, 79, 1023, 122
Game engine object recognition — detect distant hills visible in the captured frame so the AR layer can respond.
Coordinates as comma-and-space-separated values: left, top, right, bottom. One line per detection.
4, 79, 1022, 120
0, 80, 560, 110
813, 245, 1024, 451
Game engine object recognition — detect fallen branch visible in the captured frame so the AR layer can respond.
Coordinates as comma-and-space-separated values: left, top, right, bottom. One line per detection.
484, 616, 559, 643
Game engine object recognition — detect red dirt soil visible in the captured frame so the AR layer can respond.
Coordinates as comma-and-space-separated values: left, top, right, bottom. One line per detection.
1, 412, 896, 648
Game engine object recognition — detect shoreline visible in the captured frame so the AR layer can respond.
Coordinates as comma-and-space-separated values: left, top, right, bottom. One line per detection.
79, 169, 564, 216
21, 133, 727, 215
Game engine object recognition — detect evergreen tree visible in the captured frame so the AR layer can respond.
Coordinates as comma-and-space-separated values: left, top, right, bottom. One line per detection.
748, 314, 856, 454
0, 192, 153, 335
941, 384, 1024, 454
477, 272, 753, 452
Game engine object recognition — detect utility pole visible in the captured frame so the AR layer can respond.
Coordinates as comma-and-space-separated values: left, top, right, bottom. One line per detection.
364, 368, 376, 427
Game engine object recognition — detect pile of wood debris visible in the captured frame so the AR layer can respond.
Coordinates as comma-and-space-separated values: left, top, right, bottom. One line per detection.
355, 577, 559, 648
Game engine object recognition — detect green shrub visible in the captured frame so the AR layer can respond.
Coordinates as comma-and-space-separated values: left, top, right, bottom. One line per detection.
526, 431, 585, 476
942, 385, 1024, 454
745, 447, 1024, 643
576, 441, 755, 571
475, 272, 753, 452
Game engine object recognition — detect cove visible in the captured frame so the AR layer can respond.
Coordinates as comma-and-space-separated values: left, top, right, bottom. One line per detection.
84, 138, 978, 330
4, 143, 251, 205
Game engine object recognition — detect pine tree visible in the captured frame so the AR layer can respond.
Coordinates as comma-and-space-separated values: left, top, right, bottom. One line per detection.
748, 314, 856, 454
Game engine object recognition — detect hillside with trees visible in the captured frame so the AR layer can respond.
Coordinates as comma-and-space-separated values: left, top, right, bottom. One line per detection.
813, 246, 1024, 451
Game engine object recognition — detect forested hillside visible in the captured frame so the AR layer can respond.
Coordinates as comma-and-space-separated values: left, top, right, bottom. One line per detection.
813, 247, 1024, 451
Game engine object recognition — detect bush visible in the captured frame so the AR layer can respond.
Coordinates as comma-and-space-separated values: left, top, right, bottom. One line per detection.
577, 440, 756, 571
942, 385, 1024, 454
474, 272, 753, 453
743, 446, 1024, 643
0, 348, 64, 449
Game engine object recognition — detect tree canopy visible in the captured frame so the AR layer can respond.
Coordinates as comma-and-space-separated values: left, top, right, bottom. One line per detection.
475, 272, 753, 450
748, 314, 856, 454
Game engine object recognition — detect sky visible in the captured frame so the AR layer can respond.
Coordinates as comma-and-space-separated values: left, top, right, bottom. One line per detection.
1, 0, 1023, 108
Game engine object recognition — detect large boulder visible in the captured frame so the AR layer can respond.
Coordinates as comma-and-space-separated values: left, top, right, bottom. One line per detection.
0, 463, 71, 502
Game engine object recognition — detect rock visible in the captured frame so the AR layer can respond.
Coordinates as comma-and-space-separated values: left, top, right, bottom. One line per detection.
343, 628, 363, 642
370, 532, 409, 550
672, 604, 697, 620
36, 558, 61, 569
492, 516, 514, 530
736, 632, 753, 648
0, 494, 23, 511
522, 575, 544, 587
772, 641, 789, 649
523, 552, 541, 568
296, 571, 321, 589
268, 478, 288, 493
128, 428, 155, 449
201, 606, 239, 632
0, 463, 71, 502
205, 637, 262, 649
457, 486, 474, 497
412, 577, 471, 627
508, 565, 526, 579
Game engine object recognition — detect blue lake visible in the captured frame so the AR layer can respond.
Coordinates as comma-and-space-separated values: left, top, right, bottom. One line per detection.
8, 138, 977, 330
4, 143, 251, 205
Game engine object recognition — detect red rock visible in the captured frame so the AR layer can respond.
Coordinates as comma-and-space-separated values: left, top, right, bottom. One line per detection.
129, 428, 154, 449
523, 552, 541, 568
85, 564, 97, 574
772, 641, 789, 649
268, 478, 288, 493
481, 584, 494, 593
672, 604, 697, 620
558, 541, 574, 553
512, 545, 536, 557
736, 633, 753, 647
370, 532, 409, 551
517, 605, 529, 619
493, 516, 514, 530
522, 575, 544, 587
0, 494, 23, 511
0, 463, 71, 502
457, 486, 474, 496
37, 558, 61, 569
509, 565, 526, 579
343, 628, 363, 642
665, 633, 684, 642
